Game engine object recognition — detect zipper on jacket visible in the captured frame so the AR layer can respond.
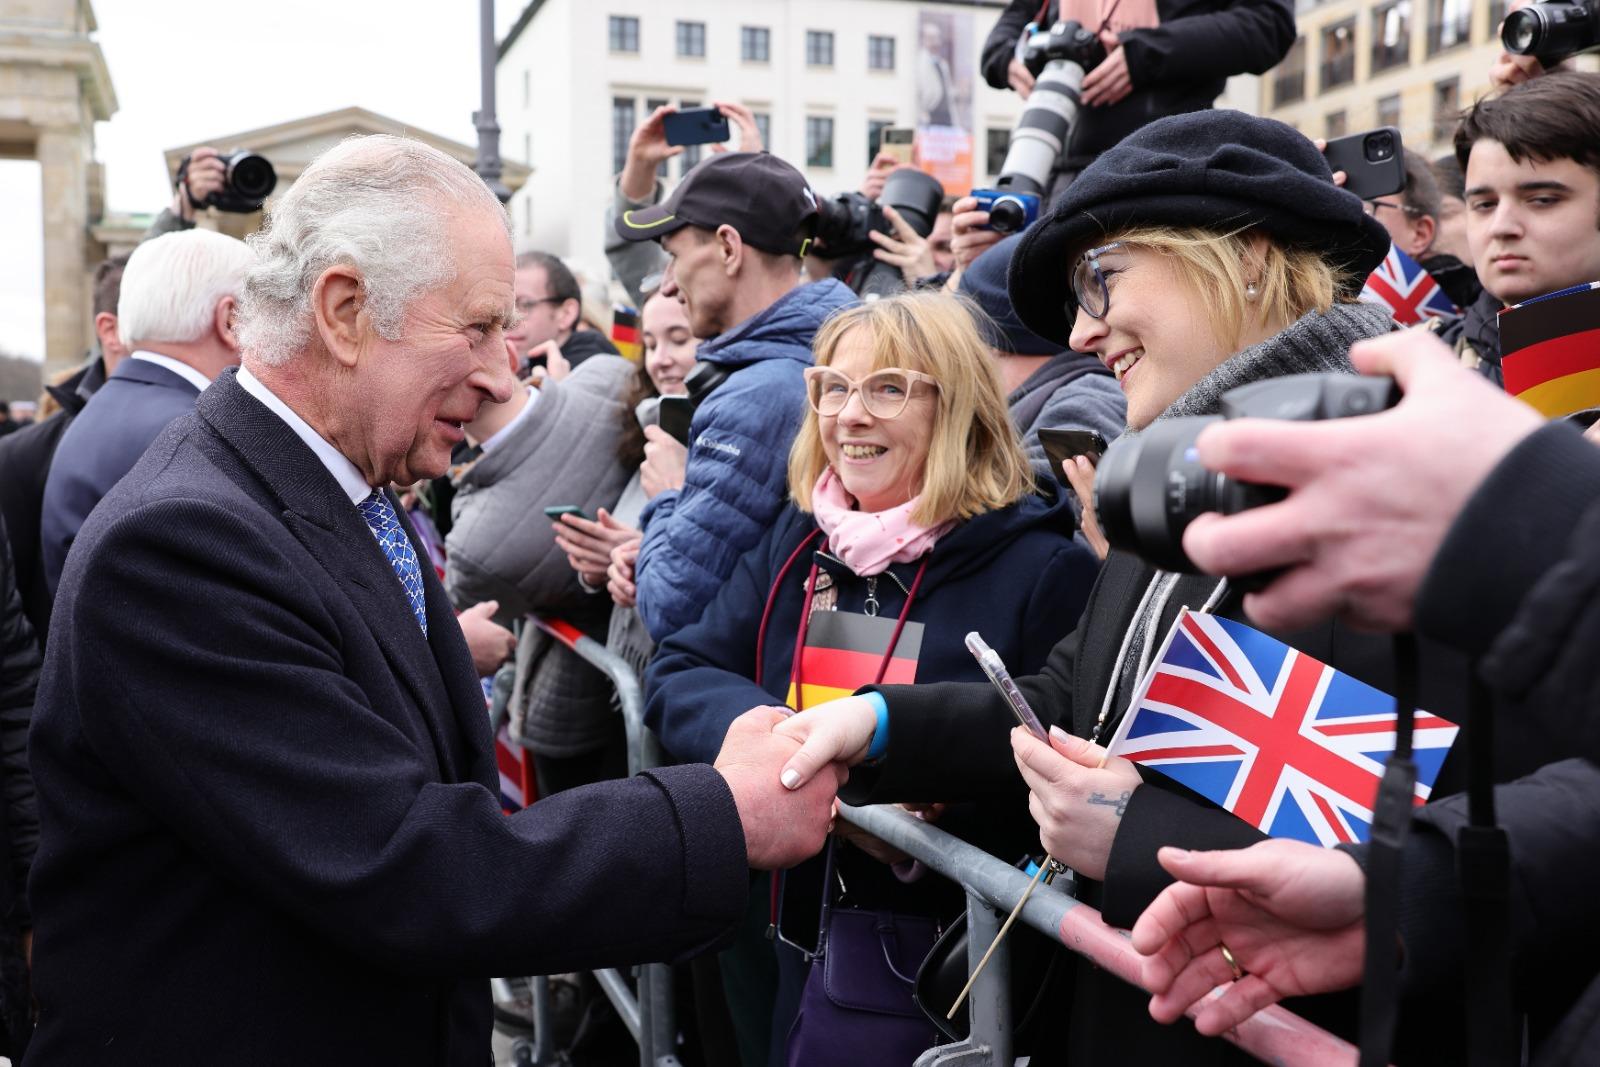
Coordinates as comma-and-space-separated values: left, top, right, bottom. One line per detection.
816, 550, 912, 601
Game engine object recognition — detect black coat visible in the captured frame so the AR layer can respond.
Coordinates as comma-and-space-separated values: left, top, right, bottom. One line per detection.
980, 0, 1295, 172
0, 357, 103, 641
0, 519, 37, 1055
852, 543, 1552, 1064
27, 369, 750, 1065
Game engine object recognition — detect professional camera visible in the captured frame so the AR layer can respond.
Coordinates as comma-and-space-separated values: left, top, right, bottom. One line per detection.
1501, 0, 1600, 63
1093, 373, 1401, 573
969, 20, 1106, 234
175, 150, 278, 213
812, 167, 946, 296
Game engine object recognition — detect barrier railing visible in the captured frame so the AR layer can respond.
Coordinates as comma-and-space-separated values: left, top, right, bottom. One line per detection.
494, 615, 678, 1067
836, 803, 1364, 1067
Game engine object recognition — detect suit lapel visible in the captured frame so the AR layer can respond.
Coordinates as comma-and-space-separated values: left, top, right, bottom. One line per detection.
195, 371, 471, 782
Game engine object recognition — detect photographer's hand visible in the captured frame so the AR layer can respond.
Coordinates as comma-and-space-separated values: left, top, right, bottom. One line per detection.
1065, 455, 1110, 561
1007, 57, 1036, 99
641, 425, 688, 498
860, 152, 899, 201
949, 195, 1004, 275
172, 146, 225, 222
620, 106, 684, 203
710, 101, 764, 153
1182, 330, 1542, 633
1080, 31, 1134, 107
868, 204, 938, 287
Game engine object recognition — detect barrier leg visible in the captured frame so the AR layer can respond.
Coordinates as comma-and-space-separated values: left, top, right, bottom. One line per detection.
913, 890, 1010, 1067
525, 975, 559, 1066
646, 961, 676, 1066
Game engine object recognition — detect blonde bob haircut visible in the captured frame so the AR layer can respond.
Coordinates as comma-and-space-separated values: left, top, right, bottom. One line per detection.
1109, 225, 1358, 353
789, 291, 1035, 528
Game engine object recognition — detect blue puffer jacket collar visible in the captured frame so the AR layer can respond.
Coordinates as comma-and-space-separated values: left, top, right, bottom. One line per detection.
697, 278, 855, 367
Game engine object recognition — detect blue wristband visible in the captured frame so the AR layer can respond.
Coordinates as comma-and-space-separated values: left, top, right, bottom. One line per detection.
863, 692, 890, 764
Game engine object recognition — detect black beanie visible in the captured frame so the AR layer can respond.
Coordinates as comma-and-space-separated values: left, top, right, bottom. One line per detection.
1007, 109, 1393, 346
958, 234, 1060, 356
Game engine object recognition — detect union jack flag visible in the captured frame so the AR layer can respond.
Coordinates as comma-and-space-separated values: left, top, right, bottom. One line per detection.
1105, 611, 1459, 847
1360, 245, 1459, 327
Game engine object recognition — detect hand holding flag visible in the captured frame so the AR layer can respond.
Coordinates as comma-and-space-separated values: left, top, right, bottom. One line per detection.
1012, 725, 1142, 881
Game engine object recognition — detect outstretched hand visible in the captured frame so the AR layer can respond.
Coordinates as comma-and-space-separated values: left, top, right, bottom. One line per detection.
773, 695, 880, 790
1012, 726, 1140, 881
715, 707, 844, 870
1131, 840, 1368, 1035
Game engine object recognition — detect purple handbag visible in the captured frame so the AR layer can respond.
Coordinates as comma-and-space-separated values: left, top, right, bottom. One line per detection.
785, 844, 942, 1067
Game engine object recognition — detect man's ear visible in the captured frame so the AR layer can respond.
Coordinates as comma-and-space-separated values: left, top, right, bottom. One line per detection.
214, 295, 240, 353
311, 265, 367, 369
1408, 214, 1437, 259
557, 296, 582, 334
94, 311, 121, 353
717, 224, 745, 277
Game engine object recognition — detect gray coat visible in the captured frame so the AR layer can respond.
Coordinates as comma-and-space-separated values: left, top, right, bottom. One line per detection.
446, 356, 635, 756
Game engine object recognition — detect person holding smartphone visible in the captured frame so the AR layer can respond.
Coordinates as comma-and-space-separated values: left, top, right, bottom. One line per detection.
768, 111, 1538, 1065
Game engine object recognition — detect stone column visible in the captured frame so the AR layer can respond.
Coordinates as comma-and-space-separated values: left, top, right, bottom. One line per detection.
37, 122, 91, 377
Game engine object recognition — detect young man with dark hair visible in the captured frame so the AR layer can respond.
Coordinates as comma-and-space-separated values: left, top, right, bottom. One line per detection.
505, 250, 619, 372
1368, 149, 1483, 310
1437, 70, 1600, 384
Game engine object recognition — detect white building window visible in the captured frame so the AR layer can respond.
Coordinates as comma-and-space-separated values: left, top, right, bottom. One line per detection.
753, 112, 771, 149
806, 31, 834, 67
806, 116, 834, 168
742, 26, 770, 62
609, 16, 640, 53
677, 21, 706, 58
868, 35, 896, 71
612, 96, 636, 174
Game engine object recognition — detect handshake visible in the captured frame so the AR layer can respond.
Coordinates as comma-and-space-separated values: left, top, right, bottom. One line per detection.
711, 703, 879, 870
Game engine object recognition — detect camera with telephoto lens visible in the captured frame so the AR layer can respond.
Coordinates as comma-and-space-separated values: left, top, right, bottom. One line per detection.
812, 167, 947, 297
175, 150, 278, 213
1501, 0, 1600, 64
969, 20, 1107, 234
1093, 373, 1401, 574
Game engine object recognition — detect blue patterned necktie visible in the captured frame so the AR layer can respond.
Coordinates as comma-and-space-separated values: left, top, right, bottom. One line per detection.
356, 490, 429, 637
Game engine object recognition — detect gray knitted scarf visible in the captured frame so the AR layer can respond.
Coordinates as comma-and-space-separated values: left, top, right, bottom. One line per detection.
1155, 300, 1395, 421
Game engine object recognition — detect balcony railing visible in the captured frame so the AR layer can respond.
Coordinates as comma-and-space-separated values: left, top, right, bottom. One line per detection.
1320, 54, 1356, 90
1426, 16, 1472, 54
1274, 68, 1307, 106
1371, 37, 1410, 72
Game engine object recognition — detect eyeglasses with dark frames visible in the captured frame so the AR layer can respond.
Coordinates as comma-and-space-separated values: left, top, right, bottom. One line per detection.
1069, 241, 1126, 321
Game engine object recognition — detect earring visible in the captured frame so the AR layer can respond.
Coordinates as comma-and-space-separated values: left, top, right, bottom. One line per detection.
1245, 281, 1260, 301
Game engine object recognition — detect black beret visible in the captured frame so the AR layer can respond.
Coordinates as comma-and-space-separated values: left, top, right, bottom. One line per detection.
1007, 110, 1393, 346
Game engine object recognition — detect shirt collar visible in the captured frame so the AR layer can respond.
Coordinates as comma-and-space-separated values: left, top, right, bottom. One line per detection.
236, 365, 374, 506
478, 385, 539, 454
129, 350, 213, 394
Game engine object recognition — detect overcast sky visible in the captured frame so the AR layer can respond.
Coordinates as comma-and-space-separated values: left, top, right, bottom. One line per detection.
1, 0, 528, 361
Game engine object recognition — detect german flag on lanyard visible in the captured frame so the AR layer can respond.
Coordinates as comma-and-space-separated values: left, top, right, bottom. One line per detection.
785, 610, 924, 711
1500, 282, 1600, 418
611, 304, 643, 363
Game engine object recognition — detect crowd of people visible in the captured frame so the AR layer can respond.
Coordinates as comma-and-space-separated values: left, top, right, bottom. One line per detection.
0, 1, 1597, 1065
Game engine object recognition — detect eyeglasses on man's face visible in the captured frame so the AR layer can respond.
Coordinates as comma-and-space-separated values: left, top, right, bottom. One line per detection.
803, 366, 940, 420
1362, 199, 1422, 218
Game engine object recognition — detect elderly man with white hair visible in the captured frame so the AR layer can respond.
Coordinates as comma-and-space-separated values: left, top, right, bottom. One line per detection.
39, 227, 251, 593
26, 135, 842, 1065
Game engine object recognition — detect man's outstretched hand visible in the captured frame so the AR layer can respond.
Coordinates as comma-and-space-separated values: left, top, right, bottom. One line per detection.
1131, 840, 1368, 1036
715, 708, 844, 870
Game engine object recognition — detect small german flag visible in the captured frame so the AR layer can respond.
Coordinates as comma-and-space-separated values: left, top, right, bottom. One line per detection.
785, 610, 923, 711
612, 304, 642, 363
1500, 282, 1600, 418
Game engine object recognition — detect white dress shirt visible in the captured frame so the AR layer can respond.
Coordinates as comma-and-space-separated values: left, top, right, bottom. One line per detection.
478, 385, 540, 454
130, 350, 214, 394
236, 366, 373, 506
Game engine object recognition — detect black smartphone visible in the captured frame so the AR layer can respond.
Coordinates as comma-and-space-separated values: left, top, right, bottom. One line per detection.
1038, 428, 1110, 486
542, 505, 592, 521
657, 396, 695, 445
1322, 127, 1405, 202
662, 107, 731, 148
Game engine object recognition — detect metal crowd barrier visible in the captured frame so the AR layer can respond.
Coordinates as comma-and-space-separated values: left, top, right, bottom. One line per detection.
493, 615, 678, 1067
837, 803, 1364, 1067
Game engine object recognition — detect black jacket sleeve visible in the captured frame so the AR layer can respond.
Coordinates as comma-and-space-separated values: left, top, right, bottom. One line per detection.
981, 0, 1046, 90
1416, 421, 1600, 763
841, 625, 1080, 806
1118, 0, 1296, 86
0, 521, 37, 926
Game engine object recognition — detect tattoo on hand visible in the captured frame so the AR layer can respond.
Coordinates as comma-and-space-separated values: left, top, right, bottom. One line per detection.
1088, 790, 1132, 818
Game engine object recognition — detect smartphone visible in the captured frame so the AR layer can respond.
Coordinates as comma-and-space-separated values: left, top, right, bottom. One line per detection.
662, 107, 731, 148
542, 505, 592, 521
878, 126, 915, 166
1038, 428, 1110, 486
1322, 127, 1405, 202
658, 396, 695, 446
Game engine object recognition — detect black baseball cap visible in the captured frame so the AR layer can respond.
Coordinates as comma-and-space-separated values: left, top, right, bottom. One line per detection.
614, 152, 819, 257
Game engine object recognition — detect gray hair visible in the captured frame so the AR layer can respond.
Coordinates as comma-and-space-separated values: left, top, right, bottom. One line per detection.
238, 134, 509, 366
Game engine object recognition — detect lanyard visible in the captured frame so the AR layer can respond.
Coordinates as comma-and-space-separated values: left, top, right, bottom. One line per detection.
786, 554, 930, 712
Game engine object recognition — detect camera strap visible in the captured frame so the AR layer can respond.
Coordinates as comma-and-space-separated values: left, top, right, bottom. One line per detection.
1358, 634, 1418, 1067
1457, 672, 1517, 1066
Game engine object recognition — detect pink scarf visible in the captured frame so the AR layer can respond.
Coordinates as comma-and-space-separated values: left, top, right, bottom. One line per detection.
809, 467, 953, 577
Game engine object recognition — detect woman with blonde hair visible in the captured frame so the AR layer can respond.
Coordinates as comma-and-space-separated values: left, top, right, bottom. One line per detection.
645, 289, 1100, 1066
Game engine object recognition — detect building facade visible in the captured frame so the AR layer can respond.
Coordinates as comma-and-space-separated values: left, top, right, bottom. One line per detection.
1261, 0, 1597, 162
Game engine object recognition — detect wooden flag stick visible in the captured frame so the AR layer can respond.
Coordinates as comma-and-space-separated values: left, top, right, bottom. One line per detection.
947, 855, 1057, 1020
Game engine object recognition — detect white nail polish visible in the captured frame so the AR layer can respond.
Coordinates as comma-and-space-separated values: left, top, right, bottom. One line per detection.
781, 769, 801, 790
